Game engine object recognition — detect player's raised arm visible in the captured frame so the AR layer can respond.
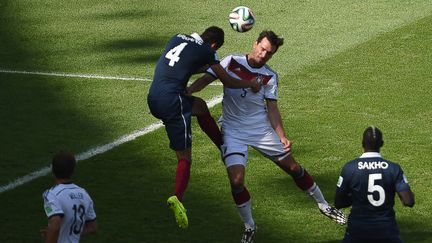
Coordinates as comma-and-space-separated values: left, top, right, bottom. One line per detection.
187, 73, 216, 94
210, 63, 261, 91
193, 64, 211, 74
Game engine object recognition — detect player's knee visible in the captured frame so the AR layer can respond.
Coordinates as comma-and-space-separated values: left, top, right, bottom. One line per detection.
288, 163, 301, 175
230, 176, 244, 190
279, 157, 301, 175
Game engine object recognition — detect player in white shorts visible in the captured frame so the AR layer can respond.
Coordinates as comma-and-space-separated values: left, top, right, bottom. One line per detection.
41, 151, 97, 243
189, 30, 346, 243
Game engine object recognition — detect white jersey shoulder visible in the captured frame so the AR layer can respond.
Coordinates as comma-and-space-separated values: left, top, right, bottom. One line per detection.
43, 183, 96, 243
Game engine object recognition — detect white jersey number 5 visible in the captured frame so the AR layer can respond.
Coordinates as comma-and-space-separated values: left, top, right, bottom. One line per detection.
165, 43, 188, 67
367, 173, 385, 207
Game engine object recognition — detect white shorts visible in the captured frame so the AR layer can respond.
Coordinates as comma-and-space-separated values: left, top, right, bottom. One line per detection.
221, 126, 291, 168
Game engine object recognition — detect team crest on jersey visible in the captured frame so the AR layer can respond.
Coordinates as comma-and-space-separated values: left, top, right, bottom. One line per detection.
228, 58, 272, 84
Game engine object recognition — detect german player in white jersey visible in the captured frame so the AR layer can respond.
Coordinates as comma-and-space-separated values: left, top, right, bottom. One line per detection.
41, 151, 97, 243
188, 30, 346, 243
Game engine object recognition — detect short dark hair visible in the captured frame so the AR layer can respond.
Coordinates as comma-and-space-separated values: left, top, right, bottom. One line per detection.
257, 30, 284, 52
52, 150, 76, 179
362, 126, 384, 152
201, 26, 224, 50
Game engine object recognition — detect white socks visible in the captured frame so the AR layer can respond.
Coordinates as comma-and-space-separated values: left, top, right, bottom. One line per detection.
237, 200, 256, 229
306, 183, 328, 207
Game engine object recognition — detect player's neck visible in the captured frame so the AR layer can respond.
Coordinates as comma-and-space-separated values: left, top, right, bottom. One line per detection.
56, 178, 73, 184
246, 54, 264, 68
363, 149, 380, 153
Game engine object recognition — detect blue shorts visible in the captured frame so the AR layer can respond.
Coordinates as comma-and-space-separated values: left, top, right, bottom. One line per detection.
147, 94, 195, 151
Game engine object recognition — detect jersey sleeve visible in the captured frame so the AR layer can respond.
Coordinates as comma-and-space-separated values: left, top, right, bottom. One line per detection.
335, 163, 353, 208
85, 195, 97, 222
206, 55, 232, 77
264, 75, 278, 100
42, 190, 64, 218
394, 165, 411, 192
205, 49, 220, 68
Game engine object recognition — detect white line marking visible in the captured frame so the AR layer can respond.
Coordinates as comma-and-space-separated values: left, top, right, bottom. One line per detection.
0, 69, 152, 81
0, 69, 223, 85
0, 95, 223, 194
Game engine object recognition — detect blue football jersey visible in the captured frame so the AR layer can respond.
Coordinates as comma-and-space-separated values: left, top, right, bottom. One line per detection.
336, 152, 411, 238
149, 33, 219, 97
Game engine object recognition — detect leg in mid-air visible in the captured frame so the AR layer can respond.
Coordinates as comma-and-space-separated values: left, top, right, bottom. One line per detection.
192, 97, 223, 149
166, 96, 222, 229
226, 157, 257, 243
276, 155, 346, 225
149, 94, 195, 229
167, 148, 191, 229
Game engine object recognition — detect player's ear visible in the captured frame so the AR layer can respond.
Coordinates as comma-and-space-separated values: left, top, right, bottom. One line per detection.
210, 43, 219, 50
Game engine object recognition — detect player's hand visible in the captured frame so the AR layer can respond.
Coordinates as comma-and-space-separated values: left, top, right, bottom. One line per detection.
251, 75, 263, 93
280, 137, 292, 152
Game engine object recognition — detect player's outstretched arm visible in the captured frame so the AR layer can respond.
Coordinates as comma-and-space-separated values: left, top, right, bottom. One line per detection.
188, 73, 216, 94
193, 64, 210, 74
398, 190, 415, 207
210, 63, 261, 91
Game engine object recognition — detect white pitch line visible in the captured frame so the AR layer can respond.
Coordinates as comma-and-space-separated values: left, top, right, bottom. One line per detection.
0, 69, 152, 81
0, 69, 223, 85
0, 95, 223, 194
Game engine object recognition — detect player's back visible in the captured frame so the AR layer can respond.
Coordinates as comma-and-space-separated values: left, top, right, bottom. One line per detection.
343, 156, 404, 237
43, 183, 96, 243
149, 33, 217, 96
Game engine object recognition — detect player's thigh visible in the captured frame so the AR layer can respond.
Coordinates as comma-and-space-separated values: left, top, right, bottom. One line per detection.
250, 127, 290, 162
148, 94, 194, 150
221, 135, 249, 168
191, 96, 209, 116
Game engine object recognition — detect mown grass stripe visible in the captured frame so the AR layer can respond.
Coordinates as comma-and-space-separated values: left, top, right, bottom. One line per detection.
0, 95, 222, 194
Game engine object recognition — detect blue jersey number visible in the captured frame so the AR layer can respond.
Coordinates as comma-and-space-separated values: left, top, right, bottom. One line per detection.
165, 43, 188, 67
367, 173, 385, 207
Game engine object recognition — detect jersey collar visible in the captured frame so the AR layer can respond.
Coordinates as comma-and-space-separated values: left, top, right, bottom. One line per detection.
190, 33, 203, 44
360, 152, 382, 158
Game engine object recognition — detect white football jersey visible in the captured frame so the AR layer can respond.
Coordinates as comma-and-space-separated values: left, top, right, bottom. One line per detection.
43, 183, 96, 243
208, 54, 278, 134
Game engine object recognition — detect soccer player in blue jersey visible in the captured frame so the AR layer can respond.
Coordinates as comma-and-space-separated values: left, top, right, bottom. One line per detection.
147, 26, 261, 229
335, 126, 415, 243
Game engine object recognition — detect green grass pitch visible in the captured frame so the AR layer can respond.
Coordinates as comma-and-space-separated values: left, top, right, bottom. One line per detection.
0, 1, 431, 242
